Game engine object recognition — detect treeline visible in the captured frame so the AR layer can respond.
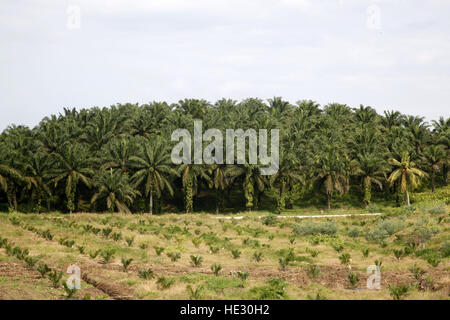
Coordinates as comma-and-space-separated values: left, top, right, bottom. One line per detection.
0, 98, 448, 214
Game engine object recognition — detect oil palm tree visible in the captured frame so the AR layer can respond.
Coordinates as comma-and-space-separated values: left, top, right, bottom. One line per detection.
178, 164, 211, 214
270, 155, 303, 213
312, 147, 349, 210
387, 151, 427, 206
227, 164, 265, 211
130, 138, 177, 215
352, 153, 386, 207
91, 169, 140, 214
422, 145, 445, 192
49, 144, 94, 214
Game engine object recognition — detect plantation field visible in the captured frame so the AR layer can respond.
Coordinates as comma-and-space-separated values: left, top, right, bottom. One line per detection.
0, 200, 449, 300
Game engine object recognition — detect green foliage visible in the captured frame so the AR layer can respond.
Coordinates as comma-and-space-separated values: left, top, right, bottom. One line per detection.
306, 264, 320, 279
186, 285, 203, 300
293, 221, 338, 236
156, 276, 175, 290
167, 252, 181, 262
389, 285, 409, 300
211, 263, 222, 276
138, 268, 155, 280
190, 255, 203, 267
121, 257, 133, 271
48, 270, 63, 288
347, 271, 360, 288
154, 246, 164, 256
248, 278, 289, 300
100, 249, 115, 263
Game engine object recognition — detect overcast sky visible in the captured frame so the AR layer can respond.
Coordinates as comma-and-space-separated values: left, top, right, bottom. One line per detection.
1, 0, 449, 131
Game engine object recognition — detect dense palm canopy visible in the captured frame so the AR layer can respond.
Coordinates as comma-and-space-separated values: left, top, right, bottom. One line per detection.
0, 98, 447, 213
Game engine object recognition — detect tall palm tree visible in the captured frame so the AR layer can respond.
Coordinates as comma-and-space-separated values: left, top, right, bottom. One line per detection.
22, 152, 52, 213
210, 164, 229, 214
352, 153, 386, 207
422, 145, 445, 192
387, 151, 427, 206
270, 155, 303, 213
227, 164, 265, 211
312, 148, 348, 210
130, 138, 177, 215
91, 169, 140, 214
49, 144, 94, 214
178, 164, 211, 214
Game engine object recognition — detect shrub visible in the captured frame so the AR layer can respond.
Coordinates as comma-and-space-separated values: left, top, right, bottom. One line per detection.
362, 248, 369, 258
393, 249, 404, 260
248, 278, 288, 300
409, 265, 425, 280
348, 227, 361, 238
63, 282, 78, 299
262, 216, 277, 226
441, 241, 450, 257
237, 270, 249, 281
293, 221, 338, 236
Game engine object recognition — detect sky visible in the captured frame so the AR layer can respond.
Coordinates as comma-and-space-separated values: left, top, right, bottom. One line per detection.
1, 0, 449, 131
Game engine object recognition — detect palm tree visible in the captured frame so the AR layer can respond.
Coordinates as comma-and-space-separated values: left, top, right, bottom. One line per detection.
91, 169, 140, 213
270, 155, 303, 213
210, 164, 229, 214
49, 144, 94, 214
130, 138, 176, 215
422, 145, 445, 192
22, 152, 52, 213
312, 148, 348, 210
352, 153, 386, 207
178, 164, 211, 214
387, 151, 427, 206
227, 164, 265, 211
100, 137, 137, 174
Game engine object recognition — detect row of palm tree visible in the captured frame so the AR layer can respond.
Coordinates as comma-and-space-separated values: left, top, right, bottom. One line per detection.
0, 98, 448, 214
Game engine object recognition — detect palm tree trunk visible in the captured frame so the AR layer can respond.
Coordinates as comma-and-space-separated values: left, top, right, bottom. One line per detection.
406, 189, 410, 206
149, 189, 153, 216
327, 192, 331, 210
431, 169, 435, 193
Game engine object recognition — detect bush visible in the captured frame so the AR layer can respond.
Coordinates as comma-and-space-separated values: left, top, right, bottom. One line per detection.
441, 241, 450, 257
365, 228, 389, 243
378, 219, 405, 235
248, 278, 288, 300
348, 227, 361, 238
293, 221, 338, 236
262, 216, 277, 226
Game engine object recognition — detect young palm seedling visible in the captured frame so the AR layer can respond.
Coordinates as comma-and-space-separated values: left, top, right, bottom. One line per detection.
409, 265, 425, 281
237, 270, 249, 281
37, 263, 51, 278
156, 276, 175, 290
192, 237, 202, 248
231, 249, 241, 259
211, 263, 222, 276
253, 252, 263, 262
63, 282, 78, 299
138, 268, 155, 280
89, 249, 101, 259
121, 257, 133, 272
427, 257, 440, 268
48, 270, 63, 288
209, 246, 219, 254
339, 253, 351, 265
24, 256, 39, 268
139, 243, 148, 250
77, 246, 85, 254
167, 252, 181, 262
190, 255, 203, 267
125, 236, 135, 247
362, 248, 370, 258
389, 285, 409, 300
347, 271, 360, 289
186, 285, 203, 300
100, 249, 115, 264
393, 249, 404, 260
306, 264, 321, 279
112, 232, 122, 242
154, 246, 164, 256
